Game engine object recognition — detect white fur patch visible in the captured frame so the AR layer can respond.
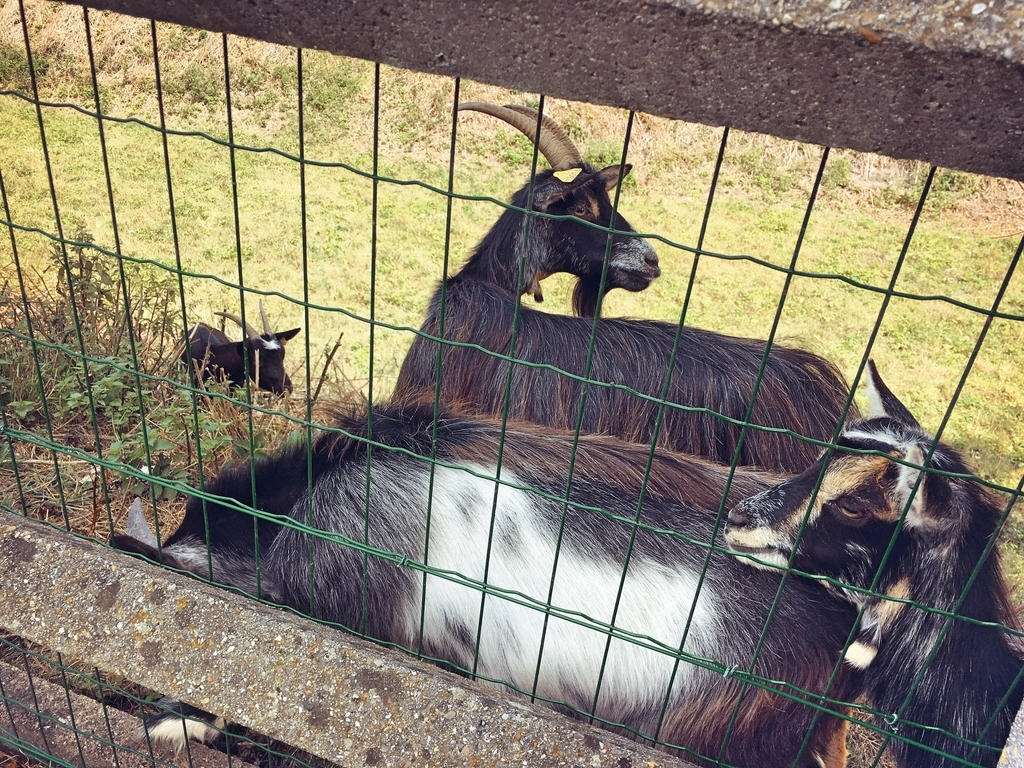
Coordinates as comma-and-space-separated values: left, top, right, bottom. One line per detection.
843, 641, 878, 669
610, 238, 656, 273
145, 713, 220, 751
736, 549, 791, 571
723, 526, 792, 569
414, 464, 721, 729
895, 444, 926, 528
260, 338, 281, 351
863, 373, 887, 419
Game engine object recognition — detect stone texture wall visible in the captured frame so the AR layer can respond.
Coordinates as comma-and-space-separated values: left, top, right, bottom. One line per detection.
70, 0, 1024, 179
0, 512, 690, 767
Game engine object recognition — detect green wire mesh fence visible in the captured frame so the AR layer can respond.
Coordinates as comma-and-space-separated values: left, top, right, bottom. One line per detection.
1, 1, 1023, 767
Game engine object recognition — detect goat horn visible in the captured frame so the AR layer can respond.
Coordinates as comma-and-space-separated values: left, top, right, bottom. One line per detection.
458, 102, 584, 172
214, 310, 261, 341
126, 497, 159, 549
258, 299, 273, 337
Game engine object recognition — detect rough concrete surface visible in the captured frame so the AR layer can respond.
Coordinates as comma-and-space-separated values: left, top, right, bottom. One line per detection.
65, 0, 1024, 180
0, 659, 255, 768
0, 512, 692, 767
1003, 700, 1024, 765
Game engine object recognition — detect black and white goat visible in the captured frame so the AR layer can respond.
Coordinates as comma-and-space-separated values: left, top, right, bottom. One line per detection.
725, 361, 1024, 768
183, 301, 300, 395
393, 103, 857, 474
117, 404, 862, 768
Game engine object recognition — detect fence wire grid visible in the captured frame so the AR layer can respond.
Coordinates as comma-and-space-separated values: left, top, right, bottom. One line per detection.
1, 2, 1024, 768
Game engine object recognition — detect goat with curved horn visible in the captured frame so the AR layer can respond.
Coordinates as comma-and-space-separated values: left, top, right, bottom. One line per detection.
214, 310, 260, 341
183, 301, 301, 395
394, 103, 856, 474
447, 101, 658, 312
258, 299, 273, 337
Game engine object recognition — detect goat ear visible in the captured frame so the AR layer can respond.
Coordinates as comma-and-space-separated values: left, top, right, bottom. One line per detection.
534, 179, 571, 212
864, 360, 921, 428
597, 164, 632, 192
113, 499, 196, 568
275, 328, 301, 343
894, 444, 928, 527
112, 499, 160, 556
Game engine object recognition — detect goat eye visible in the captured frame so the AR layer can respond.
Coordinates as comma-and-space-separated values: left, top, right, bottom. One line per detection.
825, 500, 868, 521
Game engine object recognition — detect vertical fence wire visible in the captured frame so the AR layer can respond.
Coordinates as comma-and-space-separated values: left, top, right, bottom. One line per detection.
416, 75, 461, 658
146, 13, 213, 576
148, 19, 177, 562
531, 110, 646, 708
709, 147, 835, 763
298, 47, 318, 620
785, 166, 939, 767
20, 0, 92, 537
52, 655, 88, 768
469, 95, 549, 679
87, 669, 125, 768
563, 110, 642, 718
651, 126, 745, 745
17, 649, 53, 759
0, 244, 28, 518
3, 9, 69, 524
220, 33, 266, 601
360, 61, 382, 638
82, 6, 130, 540
864, 231, 1024, 767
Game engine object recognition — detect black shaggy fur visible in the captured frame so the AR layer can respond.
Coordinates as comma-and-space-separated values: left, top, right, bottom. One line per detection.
394, 159, 856, 474
116, 403, 863, 768
395, 275, 857, 473
184, 323, 299, 395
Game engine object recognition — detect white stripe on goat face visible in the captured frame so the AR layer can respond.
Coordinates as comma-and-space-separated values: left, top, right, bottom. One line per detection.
418, 464, 721, 721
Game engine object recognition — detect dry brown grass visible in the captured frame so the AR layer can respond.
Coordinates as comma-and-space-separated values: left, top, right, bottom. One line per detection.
0, 746, 36, 768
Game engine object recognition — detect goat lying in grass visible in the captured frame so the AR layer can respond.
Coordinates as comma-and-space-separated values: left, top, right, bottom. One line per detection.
183, 300, 299, 395
116, 402, 861, 768
725, 361, 1024, 768
393, 102, 857, 474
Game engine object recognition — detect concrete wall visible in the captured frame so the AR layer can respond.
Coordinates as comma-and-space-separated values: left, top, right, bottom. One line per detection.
0, 511, 692, 767
70, 0, 1024, 180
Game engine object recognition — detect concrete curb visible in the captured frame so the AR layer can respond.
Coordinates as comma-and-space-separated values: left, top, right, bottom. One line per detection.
67, 0, 1024, 179
0, 511, 692, 767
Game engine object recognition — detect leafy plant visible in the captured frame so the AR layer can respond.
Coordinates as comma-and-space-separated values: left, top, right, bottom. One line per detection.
822, 156, 852, 191
0, 43, 31, 88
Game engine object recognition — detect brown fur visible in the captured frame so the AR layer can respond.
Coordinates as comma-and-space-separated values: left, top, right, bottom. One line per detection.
658, 659, 858, 768
410, 405, 784, 512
